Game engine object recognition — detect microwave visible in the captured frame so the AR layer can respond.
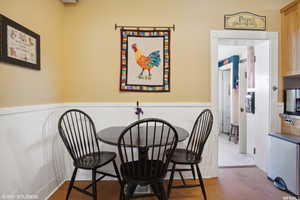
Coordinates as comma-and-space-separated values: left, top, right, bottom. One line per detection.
284, 89, 300, 115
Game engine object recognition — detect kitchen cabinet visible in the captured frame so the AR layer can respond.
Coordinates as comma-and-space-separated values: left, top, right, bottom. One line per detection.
281, 0, 300, 76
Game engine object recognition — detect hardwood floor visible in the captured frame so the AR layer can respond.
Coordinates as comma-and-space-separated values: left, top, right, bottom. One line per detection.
49, 167, 289, 200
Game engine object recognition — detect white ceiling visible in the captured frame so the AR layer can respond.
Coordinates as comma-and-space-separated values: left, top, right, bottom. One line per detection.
218, 45, 248, 60
218, 39, 266, 46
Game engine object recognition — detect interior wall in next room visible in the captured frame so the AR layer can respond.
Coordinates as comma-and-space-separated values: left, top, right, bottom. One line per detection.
218, 66, 231, 133
218, 45, 248, 125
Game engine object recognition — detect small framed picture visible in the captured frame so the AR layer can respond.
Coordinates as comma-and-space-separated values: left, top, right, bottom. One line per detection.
0, 14, 40, 70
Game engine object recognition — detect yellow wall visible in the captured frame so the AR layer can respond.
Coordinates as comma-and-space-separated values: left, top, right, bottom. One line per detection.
0, 0, 291, 107
63, 0, 289, 103
0, 0, 64, 107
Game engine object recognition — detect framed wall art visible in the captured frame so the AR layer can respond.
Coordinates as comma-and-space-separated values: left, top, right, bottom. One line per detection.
119, 29, 171, 92
0, 14, 40, 70
224, 12, 266, 31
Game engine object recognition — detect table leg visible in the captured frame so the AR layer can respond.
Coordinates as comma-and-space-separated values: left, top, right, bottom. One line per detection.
125, 184, 137, 198
138, 146, 149, 160
135, 147, 152, 194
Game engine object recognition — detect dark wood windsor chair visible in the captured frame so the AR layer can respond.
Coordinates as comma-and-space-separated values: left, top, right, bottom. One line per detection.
117, 118, 179, 200
167, 109, 213, 200
58, 109, 121, 200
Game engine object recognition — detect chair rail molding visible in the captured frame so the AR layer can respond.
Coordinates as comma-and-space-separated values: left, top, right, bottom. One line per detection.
0, 102, 211, 116
63, 102, 211, 108
0, 103, 64, 116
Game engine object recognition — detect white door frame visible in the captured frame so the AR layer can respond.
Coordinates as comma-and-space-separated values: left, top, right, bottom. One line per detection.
211, 30, 279, 168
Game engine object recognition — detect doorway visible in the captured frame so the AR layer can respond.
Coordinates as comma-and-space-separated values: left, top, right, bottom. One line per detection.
211, 31, 279, 171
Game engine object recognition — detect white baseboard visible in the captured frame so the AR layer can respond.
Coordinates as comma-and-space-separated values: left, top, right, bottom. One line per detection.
43, 179, 66, 200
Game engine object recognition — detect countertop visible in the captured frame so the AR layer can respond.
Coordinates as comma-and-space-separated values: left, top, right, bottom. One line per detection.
279, 113, 300, 120
269, 132, 300, 144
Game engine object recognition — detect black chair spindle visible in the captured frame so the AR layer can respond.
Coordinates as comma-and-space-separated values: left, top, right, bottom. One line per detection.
167, 109, 213, 200
118, 118, 179, 200
58, 109, 121, 200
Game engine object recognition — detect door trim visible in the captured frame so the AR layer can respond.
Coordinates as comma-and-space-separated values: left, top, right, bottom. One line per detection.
211, 30, 279, 169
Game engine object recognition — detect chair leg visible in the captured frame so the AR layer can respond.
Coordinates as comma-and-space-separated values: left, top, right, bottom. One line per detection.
112, 160, 124, 200
150, 183, 161, 199
113, 160, 122, 185
158, 182, 168, 200
178, 171, 186, 185
125, 194, 130, 200
119, 182, 125, 200
191, 164, 196, 180
229, 125, 233, 141
66, 167, 78, 200
125, 183, 137, 200
234, 127, 238, 144
196, 164, 207, 200
235, 126, 239, 144
167, 163, 176, 198
92, 169, 97, 200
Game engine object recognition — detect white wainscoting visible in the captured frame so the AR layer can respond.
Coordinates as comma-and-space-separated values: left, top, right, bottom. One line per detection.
0, 104, 66, 200
0, 102, 216, 199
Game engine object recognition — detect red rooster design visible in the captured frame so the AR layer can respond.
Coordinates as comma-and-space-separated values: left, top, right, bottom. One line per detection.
131, 43, 161, 80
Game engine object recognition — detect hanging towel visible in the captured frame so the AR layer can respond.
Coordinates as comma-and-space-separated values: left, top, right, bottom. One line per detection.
218, 55, 240, 89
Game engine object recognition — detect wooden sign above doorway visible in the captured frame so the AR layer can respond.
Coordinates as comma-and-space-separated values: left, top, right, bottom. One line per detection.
224, 12, 266, 31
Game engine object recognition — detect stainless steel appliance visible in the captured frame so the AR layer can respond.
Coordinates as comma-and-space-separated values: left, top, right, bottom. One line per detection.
284, 89, 300, 115
268, 133, 300, 197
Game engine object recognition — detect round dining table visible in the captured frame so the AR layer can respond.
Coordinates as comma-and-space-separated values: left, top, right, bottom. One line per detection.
97, 126, 190, 147
96, 126, 190, 197
97, 126, 189, 161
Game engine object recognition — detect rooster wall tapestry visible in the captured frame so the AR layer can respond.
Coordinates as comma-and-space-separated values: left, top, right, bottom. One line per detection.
120, 29, 170, 92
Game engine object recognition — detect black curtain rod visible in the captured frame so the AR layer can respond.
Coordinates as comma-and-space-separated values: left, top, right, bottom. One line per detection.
114, 24, 175, 31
